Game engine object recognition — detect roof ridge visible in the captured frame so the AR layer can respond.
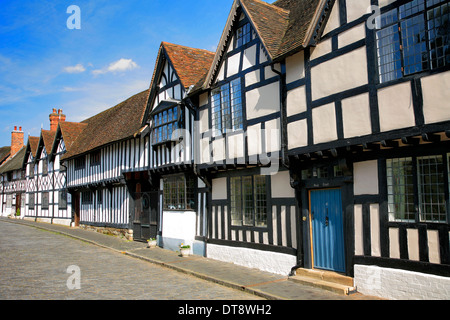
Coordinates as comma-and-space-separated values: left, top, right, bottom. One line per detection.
162, 41, 215, 55
246, 0, 290, 15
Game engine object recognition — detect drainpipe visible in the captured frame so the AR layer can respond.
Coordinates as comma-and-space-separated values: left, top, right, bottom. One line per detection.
270, 62, 289, 170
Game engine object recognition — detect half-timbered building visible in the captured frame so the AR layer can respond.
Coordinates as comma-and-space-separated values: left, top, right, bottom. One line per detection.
182, 0, 449, 298
61, 90, 150, 238
22, 109, 72, 225
1, 0, 447, 299
191, 0, 302, 275
0, 126, 26, 217
279, 0, 450, 299
144, 42, 215, 252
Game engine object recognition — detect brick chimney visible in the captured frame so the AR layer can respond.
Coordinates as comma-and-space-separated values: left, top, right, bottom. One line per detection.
11, 126, 24, 158
49, 108, 66, 131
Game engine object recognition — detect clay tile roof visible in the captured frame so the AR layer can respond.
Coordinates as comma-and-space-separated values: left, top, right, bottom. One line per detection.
241, 0, 290, 59
0, 146, 26, 174
27, 136, 40, 158
272, 0, 324, 58
62, 89, 150, 160
0, 146, 11, 164
40, 130, 56, 156
162, 42, 215, 90
203, 0, 326, 87
58, 122, 87, 152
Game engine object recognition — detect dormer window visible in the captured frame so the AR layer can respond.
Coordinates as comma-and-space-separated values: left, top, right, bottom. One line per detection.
236, 22, 252, 49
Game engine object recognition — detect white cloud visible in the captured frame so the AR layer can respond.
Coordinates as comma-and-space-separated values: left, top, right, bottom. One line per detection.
63, 64, 86, 74
92, 58, 139, 75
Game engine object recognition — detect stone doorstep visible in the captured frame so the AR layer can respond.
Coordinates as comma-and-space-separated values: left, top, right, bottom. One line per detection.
289, 268, 357, 296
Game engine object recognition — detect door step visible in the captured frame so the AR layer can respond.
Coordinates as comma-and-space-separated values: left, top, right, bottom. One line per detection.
289, 269, 357, 296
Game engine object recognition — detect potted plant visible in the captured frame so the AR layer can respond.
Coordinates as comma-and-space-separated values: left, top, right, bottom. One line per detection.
147, 238, 157, 248
179, 243, 191, 257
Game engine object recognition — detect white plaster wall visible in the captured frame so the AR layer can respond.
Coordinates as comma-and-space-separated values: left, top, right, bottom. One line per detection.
339, 23, 366, 49
161, 210, 197, 253
287, 86, 307, 117
421, 71, 450, 124
322, 0, 340, 35
312, 103, 338, 144
212, 177, 227, 200
207, 243, 297, 276
271, 171, 295, 198
345, 0, 371, 23
311, 47, 368, 100
342, 93, 372, 138
353, 160, 379, 195
354, 265, 450, 300
288, 119, 308, 150
227, 52, 240, 77
286, 51, 305, 84
245, 82, 280, 119
378, 82, 416, 132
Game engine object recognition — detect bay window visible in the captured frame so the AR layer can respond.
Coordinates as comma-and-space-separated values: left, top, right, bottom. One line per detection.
152, 105, 180, 145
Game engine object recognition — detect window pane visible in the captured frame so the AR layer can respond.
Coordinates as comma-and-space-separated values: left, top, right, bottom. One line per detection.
387, 158, 415, 222
401, 14, 428, 75
221, 83, 232, 132
230, 78, 243, 131
230, 177, 242, 226
428, 2, 450, 69
242, 176, 254, 226
254, 176, 267, 227
236, 23, 252, 48
417, 155, 447, 223
399, 0, 425, 19
211, 89, 222, 135
377, 23, 403, 82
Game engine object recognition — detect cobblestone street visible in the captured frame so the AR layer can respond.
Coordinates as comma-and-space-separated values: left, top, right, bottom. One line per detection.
0, 221, 262, 300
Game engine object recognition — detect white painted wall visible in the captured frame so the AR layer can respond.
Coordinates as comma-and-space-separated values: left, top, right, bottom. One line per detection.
161, 210, 197, 254
355, 264, 450, 300
207, 243, 297, 276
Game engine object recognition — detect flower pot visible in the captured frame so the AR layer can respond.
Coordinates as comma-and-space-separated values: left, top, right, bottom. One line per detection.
180, 248, 190, 257
147, 240, 157, 248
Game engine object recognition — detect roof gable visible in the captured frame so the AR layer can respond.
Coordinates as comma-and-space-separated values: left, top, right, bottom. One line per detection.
146, 42, 215, 114
35, 130, 56, 160
163, 42, 215, 91
202, 0, 332, 88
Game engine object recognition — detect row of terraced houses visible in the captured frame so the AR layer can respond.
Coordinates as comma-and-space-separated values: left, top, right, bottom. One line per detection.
1, 0, 449, 299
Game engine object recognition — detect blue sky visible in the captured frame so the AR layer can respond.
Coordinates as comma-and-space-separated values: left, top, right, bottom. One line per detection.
0, 0, 234, 147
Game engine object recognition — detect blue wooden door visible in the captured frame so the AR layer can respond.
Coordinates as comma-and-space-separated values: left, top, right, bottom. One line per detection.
310, 189, 346, 273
